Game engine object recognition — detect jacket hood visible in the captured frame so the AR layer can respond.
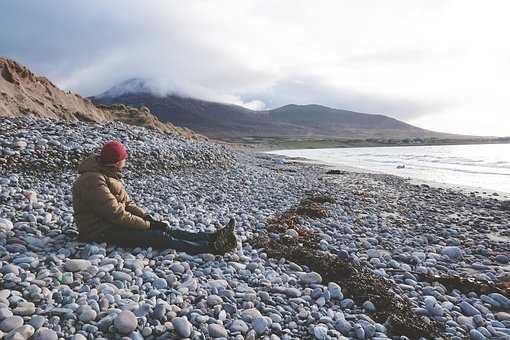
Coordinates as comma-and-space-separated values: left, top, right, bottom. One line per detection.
77, 155, 121, 178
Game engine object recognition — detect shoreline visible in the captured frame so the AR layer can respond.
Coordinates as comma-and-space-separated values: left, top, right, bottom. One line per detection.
264, 151, 510, 201
232, 139, 510, 152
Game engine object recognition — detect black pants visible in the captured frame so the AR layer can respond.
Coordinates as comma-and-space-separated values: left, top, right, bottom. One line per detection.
98, 228, 214, 255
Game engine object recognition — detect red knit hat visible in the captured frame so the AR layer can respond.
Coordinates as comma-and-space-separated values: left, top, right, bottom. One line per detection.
100, 140, 128, 164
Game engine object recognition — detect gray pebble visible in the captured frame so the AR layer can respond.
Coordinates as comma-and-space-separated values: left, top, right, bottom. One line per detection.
208, 323, 228, 337
114, 310, 138, 335
172, 317, 192, 338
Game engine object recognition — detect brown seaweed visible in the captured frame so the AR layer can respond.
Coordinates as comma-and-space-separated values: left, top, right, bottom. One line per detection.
251, 195, 442, 339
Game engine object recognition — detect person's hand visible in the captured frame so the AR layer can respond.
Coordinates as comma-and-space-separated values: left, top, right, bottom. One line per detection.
150, 220, 169, 232
144, 214, 157, 223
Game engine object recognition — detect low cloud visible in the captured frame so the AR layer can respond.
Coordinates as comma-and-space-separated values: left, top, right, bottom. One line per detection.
246, 74, 454, 119
344, 49, 428, 66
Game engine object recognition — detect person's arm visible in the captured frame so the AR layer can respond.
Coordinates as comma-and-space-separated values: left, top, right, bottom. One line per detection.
124, 194, 147, 218
83, 174, 150, 230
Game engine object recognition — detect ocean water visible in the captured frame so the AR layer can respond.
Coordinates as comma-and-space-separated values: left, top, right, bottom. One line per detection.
269, 143, 510, 195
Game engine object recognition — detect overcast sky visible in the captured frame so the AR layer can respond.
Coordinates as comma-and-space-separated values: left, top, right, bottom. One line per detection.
1, 1, 509, 136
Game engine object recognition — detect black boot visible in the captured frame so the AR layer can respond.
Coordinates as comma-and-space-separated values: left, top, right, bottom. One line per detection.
210, 218, 238, 254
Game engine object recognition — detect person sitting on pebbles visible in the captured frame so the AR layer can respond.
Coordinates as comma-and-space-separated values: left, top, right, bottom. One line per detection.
72, 140, 238, 255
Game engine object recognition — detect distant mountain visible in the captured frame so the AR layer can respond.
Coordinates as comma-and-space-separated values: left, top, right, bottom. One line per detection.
95, 78, 153, 98
92, 79, 462, 140
0, 58, 202, 138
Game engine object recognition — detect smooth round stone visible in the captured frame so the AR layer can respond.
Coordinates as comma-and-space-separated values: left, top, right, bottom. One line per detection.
328, 282, 343, 300
424, 296, 444, 316
469, 329, 486, 340
33, 327, 58, 340
241, 308, 262, 322
495, 312, 510, 321
99, 264, 115, 272
208, 324, 227, 338
299, 272, 322, 284
313, 324, 328, 340
363, 301, 376, 312
0, 218, 13, 232
230, 319, 248, 334
1, 264, 20, 275
25, 213, 36, 223
0, 315, 24, 332
112, 271, 131, 282
207, 280, 229, 289
206, 295, 223, 306
172, 317, 191, 338
457, 315, 475, 329
284, 288, 301, 298
488, 293, 510, 308
315, 296, 326, 306
64, 259, 91, 272
142, 327, 152, 337
257, 291, 270, 303
14, 140, 27, 148
153, 278, 167, 290
422, 287, 436, 296
440, 246, 463, 259
29, 315, 46, 329
0, 308, 13, 321
269, 314, 282, 324
13, 302, 36, 316
334, 319, 352, 335
0, 290, 10, 299
252, 317, 268, 335
114, 310, 138, 335
495, 255, 509, 264
201, 253, 216, 262
5, 243, 27, 253
170, 263, 185, 274
271, 322, 282, 333
218, 310, 227, 322
354, 324, 365, 339
285, 262, 301, 272
195, 315, 209, 324
82, 325, 99, 334
5, 324, 35, 339
460, 301, 481, 316
79, 309, 97, 323
367, 249, 381, 258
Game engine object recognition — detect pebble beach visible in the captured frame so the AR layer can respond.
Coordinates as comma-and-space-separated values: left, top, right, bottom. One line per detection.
1, 116, 510, 340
